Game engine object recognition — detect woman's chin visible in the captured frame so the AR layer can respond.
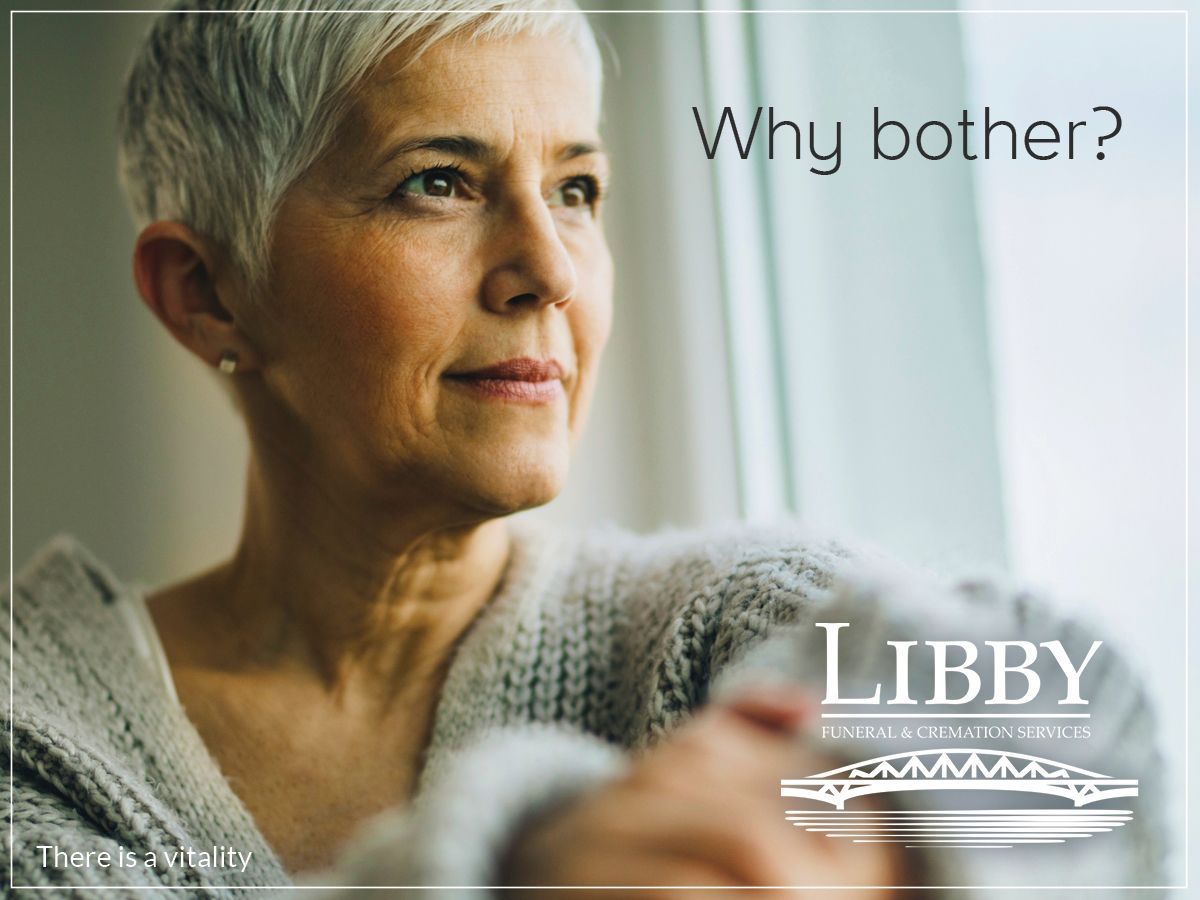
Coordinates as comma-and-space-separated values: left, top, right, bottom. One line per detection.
454, 451, 570, 517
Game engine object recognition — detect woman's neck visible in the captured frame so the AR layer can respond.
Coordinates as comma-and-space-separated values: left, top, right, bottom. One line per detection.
147, 454, 514, 722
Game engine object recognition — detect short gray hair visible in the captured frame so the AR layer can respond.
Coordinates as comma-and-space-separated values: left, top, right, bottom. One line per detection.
117, 0, 604, 299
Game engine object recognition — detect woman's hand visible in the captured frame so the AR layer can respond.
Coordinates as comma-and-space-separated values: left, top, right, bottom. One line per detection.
498, 686, 913, 898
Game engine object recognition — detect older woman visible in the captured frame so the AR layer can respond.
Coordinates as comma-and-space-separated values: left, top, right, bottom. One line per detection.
5, 0, 1165, 896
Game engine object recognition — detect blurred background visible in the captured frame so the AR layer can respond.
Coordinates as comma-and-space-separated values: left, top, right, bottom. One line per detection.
4, 0, 1194, 887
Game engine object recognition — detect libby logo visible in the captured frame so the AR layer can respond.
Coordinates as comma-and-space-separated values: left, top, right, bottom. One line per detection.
781, 623, 1139, 852
817, 622, 1102, 706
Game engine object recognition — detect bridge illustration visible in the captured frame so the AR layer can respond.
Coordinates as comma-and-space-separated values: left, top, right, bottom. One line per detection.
781, 748, 1139, 809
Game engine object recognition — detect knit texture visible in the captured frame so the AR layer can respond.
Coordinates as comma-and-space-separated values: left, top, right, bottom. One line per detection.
2, 515, 1169, 896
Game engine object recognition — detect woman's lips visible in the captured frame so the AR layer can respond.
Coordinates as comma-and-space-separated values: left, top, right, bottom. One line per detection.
447, 377, 565, 403
444, 357, 567, 405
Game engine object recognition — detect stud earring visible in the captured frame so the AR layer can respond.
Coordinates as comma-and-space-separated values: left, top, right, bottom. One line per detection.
217, 350, 239, 374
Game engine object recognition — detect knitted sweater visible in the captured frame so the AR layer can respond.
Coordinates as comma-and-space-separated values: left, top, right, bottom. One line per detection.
3, 515, 1168, 896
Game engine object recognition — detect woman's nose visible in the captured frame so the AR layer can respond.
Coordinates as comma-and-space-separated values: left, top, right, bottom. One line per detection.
480, 194, 578, 314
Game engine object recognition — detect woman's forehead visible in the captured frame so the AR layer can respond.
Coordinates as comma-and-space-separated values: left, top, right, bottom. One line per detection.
340, 32, 600, 160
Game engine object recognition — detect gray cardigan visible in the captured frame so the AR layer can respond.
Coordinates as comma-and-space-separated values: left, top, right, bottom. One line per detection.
3, 516, 1169, 896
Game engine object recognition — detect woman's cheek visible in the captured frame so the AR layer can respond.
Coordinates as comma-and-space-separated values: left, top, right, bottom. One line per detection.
316, 230, 464, 353
566, 309, 611, 440
578, 244, 615, 353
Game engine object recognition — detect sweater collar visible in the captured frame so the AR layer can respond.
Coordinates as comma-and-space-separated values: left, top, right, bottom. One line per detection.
10, 532, 290, 886
414, 513, 579, 796
10, 513, 573, 884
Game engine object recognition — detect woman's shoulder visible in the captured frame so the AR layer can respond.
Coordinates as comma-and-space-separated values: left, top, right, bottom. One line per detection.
2, 532, 137, 680
518, 515, 888, 743
5, 531, 129, 615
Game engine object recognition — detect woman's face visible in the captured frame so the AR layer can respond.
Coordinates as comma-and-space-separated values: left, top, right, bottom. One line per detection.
247, 31, 613, 521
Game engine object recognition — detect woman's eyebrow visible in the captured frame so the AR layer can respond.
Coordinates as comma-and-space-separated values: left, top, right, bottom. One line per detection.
559, 141, 607, 163
378, 135, 495, 166
374, 134, 608, 168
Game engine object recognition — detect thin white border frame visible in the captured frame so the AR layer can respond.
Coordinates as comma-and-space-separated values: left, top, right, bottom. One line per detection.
4, 5, 1190, 897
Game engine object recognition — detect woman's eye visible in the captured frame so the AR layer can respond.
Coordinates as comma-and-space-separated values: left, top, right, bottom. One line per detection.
395, 167, 463, 200
550, 176, 600, 211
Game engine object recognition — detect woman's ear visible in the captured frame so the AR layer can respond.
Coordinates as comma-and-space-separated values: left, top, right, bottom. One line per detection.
131, 221, 263, 373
